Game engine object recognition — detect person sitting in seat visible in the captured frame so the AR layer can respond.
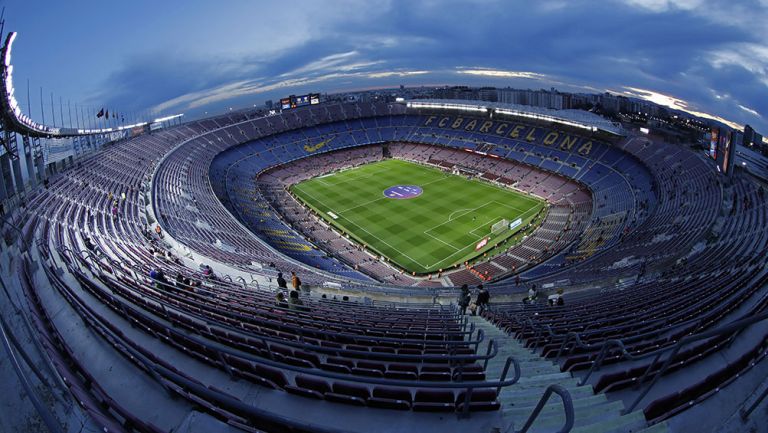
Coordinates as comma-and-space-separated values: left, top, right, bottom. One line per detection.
84, 237, 101, 257
149, 268, 167, 287
288, 290, 307, 311
276, 292, 289, 309
548, 288, 565, 306
525, 285, 538, 304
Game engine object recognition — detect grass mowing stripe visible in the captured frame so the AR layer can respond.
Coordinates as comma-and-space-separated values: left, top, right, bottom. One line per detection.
291, 159, 546, 274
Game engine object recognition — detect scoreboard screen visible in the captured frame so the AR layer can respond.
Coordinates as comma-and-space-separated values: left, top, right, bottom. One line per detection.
292, 94, 311, 108
716, 130, 735, 175
709, 127, 719, 159
280, 93, 321, 110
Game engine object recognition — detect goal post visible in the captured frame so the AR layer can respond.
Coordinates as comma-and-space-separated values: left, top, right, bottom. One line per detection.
491, 218, 509, 234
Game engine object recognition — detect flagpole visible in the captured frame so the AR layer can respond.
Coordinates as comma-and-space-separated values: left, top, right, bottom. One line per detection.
50, 92, 56, 127
39, 87, 45, 124
59, 96, 64, 129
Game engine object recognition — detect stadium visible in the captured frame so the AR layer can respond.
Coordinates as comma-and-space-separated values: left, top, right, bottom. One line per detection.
1, 5, 768, 433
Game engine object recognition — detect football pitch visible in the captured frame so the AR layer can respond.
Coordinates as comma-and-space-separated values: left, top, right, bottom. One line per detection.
290, 159, 546, 274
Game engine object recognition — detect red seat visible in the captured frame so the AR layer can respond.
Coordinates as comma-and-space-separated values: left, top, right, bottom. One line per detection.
325, 383, 370, 406
413, 390, 455, 412
285, 374, 330, 399
368, 387, 413, 410
456, 388, 500, 412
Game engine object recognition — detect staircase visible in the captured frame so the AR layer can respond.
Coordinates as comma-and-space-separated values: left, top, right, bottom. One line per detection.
468, 316, 669, 433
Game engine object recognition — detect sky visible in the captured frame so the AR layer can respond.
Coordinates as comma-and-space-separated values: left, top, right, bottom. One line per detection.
3, 0, 768, 133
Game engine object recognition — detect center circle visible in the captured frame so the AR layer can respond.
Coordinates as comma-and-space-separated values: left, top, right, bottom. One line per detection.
383, 185, 423, 200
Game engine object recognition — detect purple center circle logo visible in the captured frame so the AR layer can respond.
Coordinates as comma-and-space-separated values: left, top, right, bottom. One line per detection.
383, 185, 423, 200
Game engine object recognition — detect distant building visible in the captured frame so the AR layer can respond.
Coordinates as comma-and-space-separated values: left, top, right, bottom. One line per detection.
743, 124, 763, 149
496, 87, 569, 110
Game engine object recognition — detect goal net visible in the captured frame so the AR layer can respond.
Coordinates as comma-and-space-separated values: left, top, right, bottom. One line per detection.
491, 218, 509, 234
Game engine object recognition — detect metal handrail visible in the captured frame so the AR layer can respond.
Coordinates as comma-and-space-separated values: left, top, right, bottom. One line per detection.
623, 308, 768, 414
522, 277, 749, 366
554, 282, 763, 387
516, 384, 575, 433
516, 268, 759, 347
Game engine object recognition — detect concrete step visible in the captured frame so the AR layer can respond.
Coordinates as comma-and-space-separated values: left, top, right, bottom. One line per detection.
512, 400, 628, 432
469, 316, 650, 433
499, 388, 597, 414
569, 410, 648, 433
501, 377, 582, 392
636, 420, 669, 433
501, 392, 607, 410
503, 393, 611, 416
516, 371, 573, 383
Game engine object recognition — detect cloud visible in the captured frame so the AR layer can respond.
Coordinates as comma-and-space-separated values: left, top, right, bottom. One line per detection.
708, 43, 768, 87
738, 104, 761, 118
14, 0, 767, 134
457, 69, 548, 80
151, 69, 434, 112
617, 86, 745, 129
618, 0, 704, 12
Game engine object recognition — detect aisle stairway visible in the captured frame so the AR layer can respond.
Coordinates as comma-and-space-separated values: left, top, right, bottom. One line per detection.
468, 316, 670, 433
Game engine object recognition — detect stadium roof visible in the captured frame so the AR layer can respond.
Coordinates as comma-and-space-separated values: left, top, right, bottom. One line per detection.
405, 99, 624, 136
1, 31, 182, 138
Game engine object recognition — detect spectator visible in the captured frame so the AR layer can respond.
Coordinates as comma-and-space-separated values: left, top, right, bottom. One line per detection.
199, 263, 213, 277
468, 300, 478, 316
275, 292, 289, 309
84, 237, 97, 254
111, 204, 118, 219
526, 285, 538, 304
288, 290, 306, 311
149, 268, 167, 287
458, 284, 471, 315
476, 284, 490, 314
155, 225, 163, 239
291, 271, 302, 291
276, 272, 287, 289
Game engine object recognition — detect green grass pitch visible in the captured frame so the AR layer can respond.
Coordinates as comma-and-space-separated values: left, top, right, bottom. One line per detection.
290, 159, 546, 274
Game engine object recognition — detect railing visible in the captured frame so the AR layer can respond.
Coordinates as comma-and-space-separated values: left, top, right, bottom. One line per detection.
503, 290, 768, 418
623, 309, 768, 414
516, 384, 575, 433
62, 246, 479, 354
45, 245, 524, 399
547, 271, 767, 387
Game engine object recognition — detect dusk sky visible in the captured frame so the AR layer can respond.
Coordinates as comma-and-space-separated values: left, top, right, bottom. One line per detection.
4, 0, 768, 133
